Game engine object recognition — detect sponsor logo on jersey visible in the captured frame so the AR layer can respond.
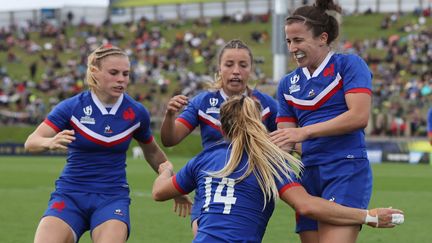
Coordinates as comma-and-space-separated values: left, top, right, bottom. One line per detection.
80, 105, 95, 124
329, 196, 336, 202
104, 125, 113, 134
114, 209, 124, 216
308, 89, 315, 97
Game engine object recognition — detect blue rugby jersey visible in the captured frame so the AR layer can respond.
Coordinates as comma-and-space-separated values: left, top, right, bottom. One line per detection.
177, 89, 278, 148
173, 142, 301, 243
44, 90, 153, 194
276, 52, 372, 166
427, 108, 432, 137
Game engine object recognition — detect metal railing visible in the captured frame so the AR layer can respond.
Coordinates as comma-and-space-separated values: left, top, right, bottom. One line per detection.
0, 0, 428, 28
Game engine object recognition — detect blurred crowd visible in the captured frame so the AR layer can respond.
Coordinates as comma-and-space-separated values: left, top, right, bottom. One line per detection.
0, 8, 431, 138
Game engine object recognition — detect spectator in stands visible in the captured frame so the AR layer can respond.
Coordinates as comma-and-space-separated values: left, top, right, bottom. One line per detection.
160, 39, 278, 236
270, 0, 374, 242
24, 44, 191, 243
153, 95, 404, 242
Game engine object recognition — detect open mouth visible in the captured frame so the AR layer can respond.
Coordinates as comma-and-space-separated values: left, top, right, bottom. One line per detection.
229, 78, 242, 83
113, 86, 124, 92
294, 51, 306, 60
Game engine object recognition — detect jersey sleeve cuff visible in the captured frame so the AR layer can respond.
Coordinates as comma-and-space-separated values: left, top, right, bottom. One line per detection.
278, 182, 302, 195
172, 175, 188, 194
176, 118, 194, 131
276, 117, 298, 123
44, 118, 61, 133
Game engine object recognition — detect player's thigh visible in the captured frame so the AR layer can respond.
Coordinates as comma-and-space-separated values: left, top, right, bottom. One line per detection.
318, 223, 360, 243
92, 219, 127, 243
192, 219, 198, 237
34, 216, 75, 243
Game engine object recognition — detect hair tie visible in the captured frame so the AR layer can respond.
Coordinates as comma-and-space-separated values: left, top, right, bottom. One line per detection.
325, 10, 342, 24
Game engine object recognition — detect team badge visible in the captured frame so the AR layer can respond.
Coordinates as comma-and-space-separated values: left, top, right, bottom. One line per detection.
51, 200, 66, 212
123, 107, 135, 120
323, 64, 335, 77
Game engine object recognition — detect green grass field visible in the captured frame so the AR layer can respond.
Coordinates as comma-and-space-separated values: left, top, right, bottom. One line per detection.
1, 156, 431, 242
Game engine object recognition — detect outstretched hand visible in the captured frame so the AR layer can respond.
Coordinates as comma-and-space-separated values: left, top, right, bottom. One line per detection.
173, 195, 193, 217
365, 207, 404, 228
49, 129, 75, 151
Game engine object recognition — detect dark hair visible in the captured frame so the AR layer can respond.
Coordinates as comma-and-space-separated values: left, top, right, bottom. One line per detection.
285, 0, 342, 44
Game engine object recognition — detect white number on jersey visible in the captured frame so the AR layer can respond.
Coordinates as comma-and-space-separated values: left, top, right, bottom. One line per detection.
203, 177, 237, 214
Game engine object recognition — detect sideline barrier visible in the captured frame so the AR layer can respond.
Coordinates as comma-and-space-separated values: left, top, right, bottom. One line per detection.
366, 139, 431, 164
2, 139, 431, 165
0, 143, 66, 156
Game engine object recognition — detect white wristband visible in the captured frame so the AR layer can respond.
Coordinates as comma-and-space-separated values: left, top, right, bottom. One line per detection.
364, 210, 379, 224
391, 213, 404, 225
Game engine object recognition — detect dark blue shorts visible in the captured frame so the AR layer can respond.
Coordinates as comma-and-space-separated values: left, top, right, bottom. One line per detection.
296, 158, 372, 233
42, 190, 131, 241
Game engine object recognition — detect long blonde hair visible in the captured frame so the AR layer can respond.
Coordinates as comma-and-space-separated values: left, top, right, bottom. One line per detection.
212, 96, 303, 207
85, 44, 128, 90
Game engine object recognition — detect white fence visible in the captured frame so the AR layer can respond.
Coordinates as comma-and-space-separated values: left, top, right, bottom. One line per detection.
0, 0, 429, 29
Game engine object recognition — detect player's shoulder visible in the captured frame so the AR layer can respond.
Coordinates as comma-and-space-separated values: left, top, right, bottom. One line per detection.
194, 89, 218, 99
333, 53, 367, 66
55, 91, 88, 109
251, 89, 277, 105
279, 68, 303, 84
196, 142, 228, 160
122, 93, 148, 113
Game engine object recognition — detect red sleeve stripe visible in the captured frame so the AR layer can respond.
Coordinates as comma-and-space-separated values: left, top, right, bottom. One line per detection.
43, 119, 61, 133
276, 117, 298, 123
345, 88, 372, 95
172, 175, 188, 194
176, 118, 194, 131
278, 182, 302, 195
142, 135, 154, 144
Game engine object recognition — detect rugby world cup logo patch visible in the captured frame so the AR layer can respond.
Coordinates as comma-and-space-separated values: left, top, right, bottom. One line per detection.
289, 75, 301, 94
83, 105, 92, 116
209, 98, 218, 107
290, 74, 300, 84
80, 105, 95, 124
206, 98, 219, 114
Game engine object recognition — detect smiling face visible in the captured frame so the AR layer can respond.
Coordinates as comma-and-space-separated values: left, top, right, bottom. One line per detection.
219, 48, 252, 96
285, 22, 329, 73
92, 55, 130, 104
